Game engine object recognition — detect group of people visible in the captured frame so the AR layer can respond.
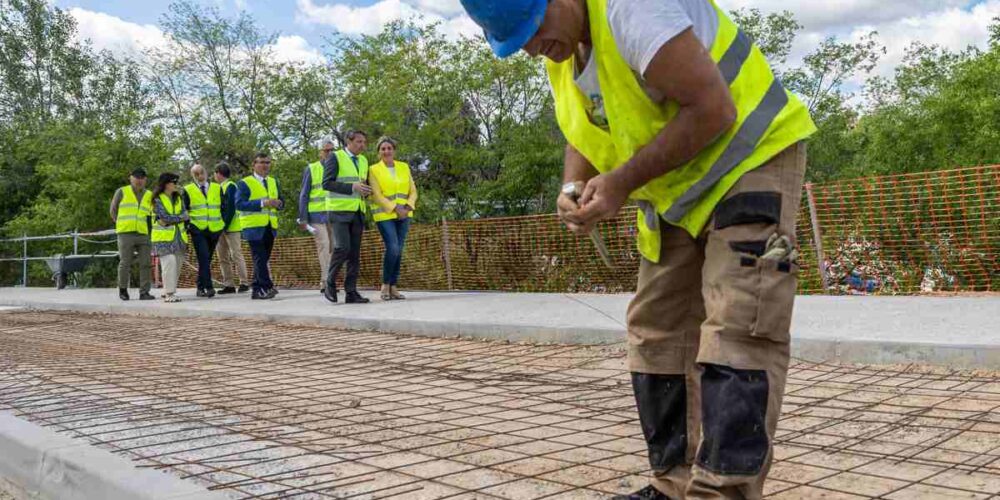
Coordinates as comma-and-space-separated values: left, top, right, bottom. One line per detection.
111, 131, 417, 304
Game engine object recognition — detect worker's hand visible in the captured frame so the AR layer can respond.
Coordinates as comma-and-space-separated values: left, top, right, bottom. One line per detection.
352, 182, 372, 196
298, 223, 308, 231
569, 173, 630, 230
394, 206, 409, 219
557, 181, 592, 234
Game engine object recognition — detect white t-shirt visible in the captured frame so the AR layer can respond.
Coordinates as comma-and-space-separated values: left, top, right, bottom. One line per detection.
574, 0, 719, 128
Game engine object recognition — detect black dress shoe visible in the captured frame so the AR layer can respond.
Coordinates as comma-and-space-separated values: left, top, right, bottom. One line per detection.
237, 285, 249, 293
139, 292, 155, 301
345, 291, 370, 304
264, 288, 278, 299
323, 288, 338, 303
251, 290, 271, 300
119, 288, 130, 301
611, 485, 671, 500
196, 289, 209, 298
206, 288, 216, 298
218, 286, 236, 294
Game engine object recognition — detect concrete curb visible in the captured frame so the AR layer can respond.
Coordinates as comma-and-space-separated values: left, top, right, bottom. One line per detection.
2, 293, 999, 368
0, 299, 622, 346
0, 412, 228, 500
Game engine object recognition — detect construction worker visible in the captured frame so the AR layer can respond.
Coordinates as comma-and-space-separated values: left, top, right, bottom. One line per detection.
183, 163, 225, 298
297, 136, 338, 295
109, 167, 154, 301
321, 130, 371, 305
214, 162, 249, 294
459, 1, 816, 499
236, 152, 284, 300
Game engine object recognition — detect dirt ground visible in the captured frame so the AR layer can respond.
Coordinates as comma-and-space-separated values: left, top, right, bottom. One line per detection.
1, 310, 998, 499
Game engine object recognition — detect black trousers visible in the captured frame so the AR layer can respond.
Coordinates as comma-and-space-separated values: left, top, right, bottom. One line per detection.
327, 212, 365, 293
249, 229, 275, 293
190, 228, 220, 290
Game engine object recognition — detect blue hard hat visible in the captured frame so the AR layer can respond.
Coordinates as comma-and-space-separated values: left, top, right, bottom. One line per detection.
460, 0, 548, 58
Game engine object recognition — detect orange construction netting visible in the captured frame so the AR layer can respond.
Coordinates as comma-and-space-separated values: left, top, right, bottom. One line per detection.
177, 165, 999, 295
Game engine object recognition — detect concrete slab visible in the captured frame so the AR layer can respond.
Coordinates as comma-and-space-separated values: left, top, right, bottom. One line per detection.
0, 287, 997, 368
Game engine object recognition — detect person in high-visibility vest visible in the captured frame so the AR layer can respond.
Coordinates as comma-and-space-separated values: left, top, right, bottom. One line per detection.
214, 162, 250, 294
150, 172, 190, 303
297, 136, 338, 295
368, 136, 418, 301
182, 163, 225, 298
459, 1, 816, 498
236, 152, 285, 300
109, 167, 154, 301
320, 130, 371, 305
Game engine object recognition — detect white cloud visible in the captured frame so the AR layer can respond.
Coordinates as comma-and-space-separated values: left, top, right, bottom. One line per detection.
69, 7, 169, 58
720, 0, 970, 32
295, 0, 478, 38
845, 0, 1000, 79
272, 34, 326, 65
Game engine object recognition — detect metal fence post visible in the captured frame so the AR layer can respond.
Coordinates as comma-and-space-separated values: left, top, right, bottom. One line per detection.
22, 233, 28, 288
804, 183, 828, 289
73, 229, 79, 255
441, 218, 453, 290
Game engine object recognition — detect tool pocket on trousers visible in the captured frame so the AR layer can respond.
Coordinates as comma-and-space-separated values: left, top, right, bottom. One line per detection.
753, 259, 797, 343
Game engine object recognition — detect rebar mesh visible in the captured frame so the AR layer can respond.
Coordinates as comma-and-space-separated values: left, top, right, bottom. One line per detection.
1, 310, 998, 499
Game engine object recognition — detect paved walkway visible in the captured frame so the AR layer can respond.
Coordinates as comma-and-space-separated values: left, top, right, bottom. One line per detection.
2, 310, 999, 499
0, 288, 998, 367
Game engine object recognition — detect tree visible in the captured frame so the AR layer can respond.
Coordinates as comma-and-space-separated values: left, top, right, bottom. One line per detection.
730, 8, 801, 72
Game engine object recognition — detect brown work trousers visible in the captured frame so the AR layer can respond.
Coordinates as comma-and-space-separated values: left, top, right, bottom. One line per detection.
627, 142, 806, 499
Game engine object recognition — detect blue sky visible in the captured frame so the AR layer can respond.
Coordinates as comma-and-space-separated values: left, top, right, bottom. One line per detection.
55, 0, 1000, 79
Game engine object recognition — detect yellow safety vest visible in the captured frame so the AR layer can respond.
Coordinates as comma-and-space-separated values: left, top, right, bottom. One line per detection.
115, 186, 152, 235
220, 180, 242, 233
307, 162, 332, 214
328, 150, 368, 213
183, 183, 224, 232
546, 0, 816, 263
239, 176, 279, 230
151, 194, 190, 244
369, 160, 414, 222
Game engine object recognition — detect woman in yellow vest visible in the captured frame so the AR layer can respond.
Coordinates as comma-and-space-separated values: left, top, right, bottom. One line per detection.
151, 173, 190, 303
368, 137, 418, 301
460, 1, 816, 498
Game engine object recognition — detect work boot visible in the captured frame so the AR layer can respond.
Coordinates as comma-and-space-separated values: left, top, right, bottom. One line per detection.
218, 286, 236, 295
237, 284, 249, 293
324, 287, 338, 303
390, 285, 405, 300
196, 289, 209, 298
611, 485, 671, 500
380, 284, 391, 301
119, 288, 129, 301
345, 291, 369, 304
206, 288, 216, 298
264, 288, 278, 299
139, 292, 155, 301
251, 289, 270, 300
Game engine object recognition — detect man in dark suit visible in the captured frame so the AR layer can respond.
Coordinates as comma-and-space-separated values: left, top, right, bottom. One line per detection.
236, 152, 284, 300
321, 130, 371, 304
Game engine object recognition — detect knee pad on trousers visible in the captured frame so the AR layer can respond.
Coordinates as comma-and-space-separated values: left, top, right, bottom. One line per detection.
631, 372, 687, 471
697, 363, 769, 475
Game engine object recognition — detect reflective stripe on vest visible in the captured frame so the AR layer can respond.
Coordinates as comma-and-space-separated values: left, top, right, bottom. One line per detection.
115, 186, 152, 235
151, 194, 189, 244
307, 162, 332, 213
184, 183, 224, 232
328, 150, 368, 213
545, 0, 816, 263
220, 180, 242, 233
368, 160, 414, 222
239, 176, 279, 230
